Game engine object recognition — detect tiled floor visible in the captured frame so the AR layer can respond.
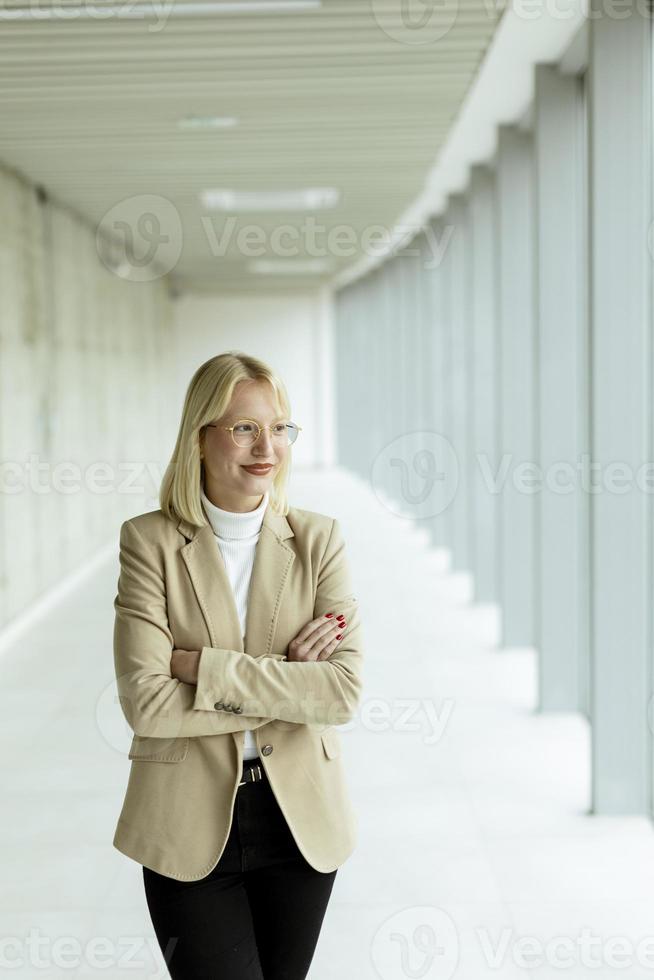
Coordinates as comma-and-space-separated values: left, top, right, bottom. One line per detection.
4, 466, 654, 978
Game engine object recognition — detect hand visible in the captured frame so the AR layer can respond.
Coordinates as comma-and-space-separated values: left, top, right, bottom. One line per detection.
286, 612, 348, 663
171, 648, 201, 685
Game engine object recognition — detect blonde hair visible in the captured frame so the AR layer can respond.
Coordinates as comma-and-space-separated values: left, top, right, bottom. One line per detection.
160, 351, 292, 526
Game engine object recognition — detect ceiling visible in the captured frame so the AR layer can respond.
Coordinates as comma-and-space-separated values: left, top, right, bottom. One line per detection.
0, 0, 506, 294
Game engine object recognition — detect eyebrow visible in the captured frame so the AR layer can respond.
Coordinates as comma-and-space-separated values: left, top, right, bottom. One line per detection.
228, 414, 286, 424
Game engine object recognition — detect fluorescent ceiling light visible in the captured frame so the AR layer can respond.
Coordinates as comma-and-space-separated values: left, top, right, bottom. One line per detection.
200, 187, 340, 211
249, 259, 333, 275
1, 0, 321, 19
177, 115, 239, 130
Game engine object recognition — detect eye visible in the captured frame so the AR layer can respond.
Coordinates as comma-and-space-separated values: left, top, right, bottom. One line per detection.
235, 422, 255, 432
272, 423, 287, 434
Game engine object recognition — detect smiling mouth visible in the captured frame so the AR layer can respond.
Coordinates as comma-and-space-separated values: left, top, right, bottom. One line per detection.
242, 464, 273, 471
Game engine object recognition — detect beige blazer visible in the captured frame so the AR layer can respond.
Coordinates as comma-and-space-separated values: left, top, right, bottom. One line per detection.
112, 499, 364, 881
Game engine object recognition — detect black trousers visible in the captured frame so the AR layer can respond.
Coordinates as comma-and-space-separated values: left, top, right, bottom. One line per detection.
142, 755, 338, 980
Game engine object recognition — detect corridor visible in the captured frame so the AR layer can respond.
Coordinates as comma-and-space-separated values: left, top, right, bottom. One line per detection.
2, 1, 654, 977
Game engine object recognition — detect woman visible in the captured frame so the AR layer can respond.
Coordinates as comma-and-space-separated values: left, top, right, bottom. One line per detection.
112, 350, 364, 980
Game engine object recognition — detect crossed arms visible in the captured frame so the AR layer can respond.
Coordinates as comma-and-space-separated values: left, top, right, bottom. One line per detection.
113, 516, 363, 738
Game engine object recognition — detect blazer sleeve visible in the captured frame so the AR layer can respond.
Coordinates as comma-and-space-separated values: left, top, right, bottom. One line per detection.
113, 518, 276, 738
192, 517, 363, 726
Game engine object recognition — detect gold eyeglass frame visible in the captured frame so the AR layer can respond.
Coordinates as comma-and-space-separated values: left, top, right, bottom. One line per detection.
206, 419, 302, 447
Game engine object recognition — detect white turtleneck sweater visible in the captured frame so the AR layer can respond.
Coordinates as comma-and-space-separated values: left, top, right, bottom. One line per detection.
200, 485, 270, 760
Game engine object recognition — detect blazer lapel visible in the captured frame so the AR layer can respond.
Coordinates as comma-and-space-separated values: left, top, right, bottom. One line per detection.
177, 499, 295, 659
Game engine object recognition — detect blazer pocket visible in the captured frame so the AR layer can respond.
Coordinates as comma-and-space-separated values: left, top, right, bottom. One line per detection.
321, 729, 341, 760
127, 735, 190, 763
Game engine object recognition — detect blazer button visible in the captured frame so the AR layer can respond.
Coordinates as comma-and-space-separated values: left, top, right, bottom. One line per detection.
233, 705, 243, 713
214, 701, 224, 710
261, 744, 273, 756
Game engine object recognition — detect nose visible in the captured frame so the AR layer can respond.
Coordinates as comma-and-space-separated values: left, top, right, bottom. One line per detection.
255, 428, 274, 451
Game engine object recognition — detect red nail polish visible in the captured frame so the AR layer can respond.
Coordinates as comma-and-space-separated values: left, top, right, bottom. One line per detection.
325, 613, 334, 618
335, 634, 342, 640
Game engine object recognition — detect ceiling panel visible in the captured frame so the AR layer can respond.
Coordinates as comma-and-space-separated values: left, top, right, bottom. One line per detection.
0, 0, 506, 293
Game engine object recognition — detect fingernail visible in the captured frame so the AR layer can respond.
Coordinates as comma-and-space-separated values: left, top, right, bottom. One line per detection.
325, 613, 334, 618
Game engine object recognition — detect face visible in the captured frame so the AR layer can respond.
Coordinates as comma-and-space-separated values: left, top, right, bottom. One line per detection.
200, 379, 289, 513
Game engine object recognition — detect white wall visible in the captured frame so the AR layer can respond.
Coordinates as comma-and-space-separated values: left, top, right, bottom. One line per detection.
0, 161, 176, 631
171, 286, 336, 469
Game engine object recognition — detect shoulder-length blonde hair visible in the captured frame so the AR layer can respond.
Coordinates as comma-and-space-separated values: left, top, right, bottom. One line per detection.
160, 351, 293, 526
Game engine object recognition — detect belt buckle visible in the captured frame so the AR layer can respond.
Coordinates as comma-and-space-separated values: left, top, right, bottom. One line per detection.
238, 762, 263, 786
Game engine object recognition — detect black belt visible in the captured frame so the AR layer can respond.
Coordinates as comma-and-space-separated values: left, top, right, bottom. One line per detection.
238, 759, 265, 786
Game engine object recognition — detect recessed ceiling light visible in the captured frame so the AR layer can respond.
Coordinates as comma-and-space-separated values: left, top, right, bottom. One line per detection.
249, 259, 333, 275
1, 0, 321, 19
200, 188, 340, 211
178, 115, 239, 130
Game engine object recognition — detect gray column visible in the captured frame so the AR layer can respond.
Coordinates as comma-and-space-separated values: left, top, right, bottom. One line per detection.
334, 285, 353, 470
416, 227, 441, 530
397, 245, 415, 463
447, 194, 472, 573
588, 4, 653, 813
378, 261, 394, 502
407, 231, 438, 527
495, 125, 538, 648
335, 281, 366, 475
368, 266, 386, 481
357, 272, 375, 483
381, 243, 421, 516
468, 165, 500, 604
423, 216, 450, 549
381, 257, 402, 503
533, 64, 590, 714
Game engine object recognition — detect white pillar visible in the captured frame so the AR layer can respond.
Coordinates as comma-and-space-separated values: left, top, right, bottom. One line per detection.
533, 63, 590, 713
423, 216, 451, 550
447, 194, 472, 573
468, 165, 500, 604
588, 3, 653, 813
495, 125, 538, 648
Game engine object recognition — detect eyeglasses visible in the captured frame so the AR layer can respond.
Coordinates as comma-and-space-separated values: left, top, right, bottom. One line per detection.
207, 419, 302, 448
